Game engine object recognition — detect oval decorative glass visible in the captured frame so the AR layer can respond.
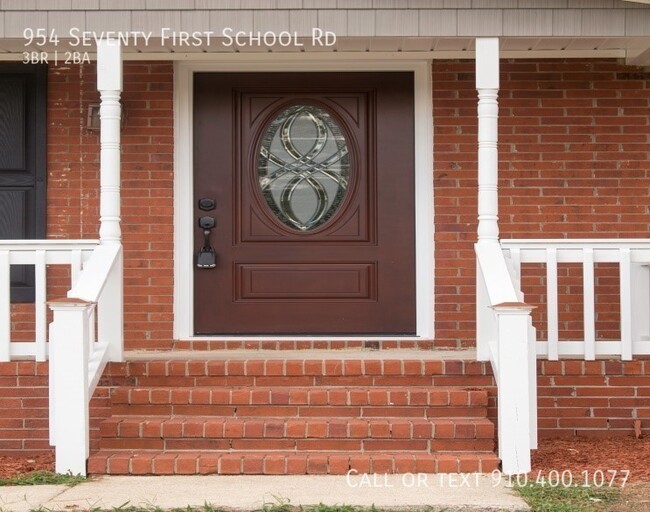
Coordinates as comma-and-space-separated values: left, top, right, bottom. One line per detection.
257, 104, 350, 231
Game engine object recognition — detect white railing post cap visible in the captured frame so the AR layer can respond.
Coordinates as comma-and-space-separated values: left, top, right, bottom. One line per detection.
491, 301, 535, 313
48, 297, 96, 310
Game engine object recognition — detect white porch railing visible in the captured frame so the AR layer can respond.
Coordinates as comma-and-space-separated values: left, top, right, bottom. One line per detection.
0, 240, 123, 475
501, 239, 650, 361
49, 243, 123, 475
0, 240, 97, 361
476, 242, 537, 476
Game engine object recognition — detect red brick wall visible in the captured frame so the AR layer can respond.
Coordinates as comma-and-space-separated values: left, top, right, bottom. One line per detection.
538, 359, 650, 438
10, 62, 174, 351
0, 362, 110, 455
433, 59, 650, 349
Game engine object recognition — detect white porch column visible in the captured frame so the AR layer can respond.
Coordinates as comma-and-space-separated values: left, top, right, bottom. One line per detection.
476, 38, 500, 244
96, 40, 124, 362
476, 38, 501, 361
97, 40, 123, 244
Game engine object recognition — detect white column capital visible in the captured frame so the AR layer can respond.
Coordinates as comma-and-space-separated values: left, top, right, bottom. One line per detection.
476, 38, 500, 89
97, 39, 123, 92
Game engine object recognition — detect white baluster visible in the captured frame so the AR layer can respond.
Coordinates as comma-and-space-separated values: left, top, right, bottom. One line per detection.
583, 248, 595, 360
510, 247, 523, 301
70, 250, 83, 287
546, 248, 559, 360
620, 248, 632, 360
35, 250, 47, 361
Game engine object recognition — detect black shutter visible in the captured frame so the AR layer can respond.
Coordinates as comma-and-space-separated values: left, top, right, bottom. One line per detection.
0, 64, 47, 302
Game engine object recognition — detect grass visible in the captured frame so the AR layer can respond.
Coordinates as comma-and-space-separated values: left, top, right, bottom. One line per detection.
515, 482, 621, 512
0, 470, 86, 487
262, 504, 383, 512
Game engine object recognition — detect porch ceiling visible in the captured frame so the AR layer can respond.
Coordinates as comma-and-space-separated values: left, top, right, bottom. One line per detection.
2, 36, 650, 65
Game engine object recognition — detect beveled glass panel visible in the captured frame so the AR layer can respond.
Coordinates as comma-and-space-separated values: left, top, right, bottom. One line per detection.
257, 105, 350, 231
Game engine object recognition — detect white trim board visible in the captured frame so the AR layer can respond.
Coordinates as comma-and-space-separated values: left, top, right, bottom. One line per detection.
173, 58, 434, 340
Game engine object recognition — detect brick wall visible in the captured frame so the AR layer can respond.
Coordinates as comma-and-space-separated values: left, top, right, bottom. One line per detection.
537, 359, 650, 437
10, 62, 174, 351
0, 362, 110, 455
433, 59, 650, 349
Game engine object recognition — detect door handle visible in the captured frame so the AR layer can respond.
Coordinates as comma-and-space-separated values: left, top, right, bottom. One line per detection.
197, 215, 216, 269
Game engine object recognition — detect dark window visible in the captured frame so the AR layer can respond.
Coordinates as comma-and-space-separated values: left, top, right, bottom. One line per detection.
0, 64, 47, 302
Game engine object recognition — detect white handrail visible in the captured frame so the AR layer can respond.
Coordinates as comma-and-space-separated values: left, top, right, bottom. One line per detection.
68, 244, 121, 302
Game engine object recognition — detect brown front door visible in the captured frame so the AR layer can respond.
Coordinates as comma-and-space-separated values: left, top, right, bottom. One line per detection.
193, 72, 415, 335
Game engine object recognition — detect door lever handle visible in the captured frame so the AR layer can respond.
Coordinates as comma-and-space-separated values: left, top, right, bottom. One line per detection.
197, 216, 217, 269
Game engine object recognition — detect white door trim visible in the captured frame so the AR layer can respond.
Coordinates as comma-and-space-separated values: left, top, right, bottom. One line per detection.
173, 57, 434, 340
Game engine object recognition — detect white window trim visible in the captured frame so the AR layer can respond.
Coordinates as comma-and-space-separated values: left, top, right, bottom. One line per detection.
173, 57, 434, 340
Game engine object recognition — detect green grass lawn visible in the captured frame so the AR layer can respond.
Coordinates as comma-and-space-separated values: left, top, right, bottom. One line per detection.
515, 483, 621, 512
0, 470, 86, 487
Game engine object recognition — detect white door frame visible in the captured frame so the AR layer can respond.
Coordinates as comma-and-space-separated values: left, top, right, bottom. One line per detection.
173, 56, 434, 340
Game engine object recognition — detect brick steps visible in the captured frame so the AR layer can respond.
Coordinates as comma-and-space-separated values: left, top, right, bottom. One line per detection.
90, 357, 498, 475
88, 450, 500, 475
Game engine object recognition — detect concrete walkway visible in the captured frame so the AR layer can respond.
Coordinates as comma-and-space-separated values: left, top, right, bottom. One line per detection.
0, 474, 529, 512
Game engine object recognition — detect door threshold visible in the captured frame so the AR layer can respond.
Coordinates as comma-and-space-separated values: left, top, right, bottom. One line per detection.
172, 336, 436, 352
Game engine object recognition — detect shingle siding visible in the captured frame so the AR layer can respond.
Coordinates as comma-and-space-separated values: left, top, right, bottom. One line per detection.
2, 2, 649, 38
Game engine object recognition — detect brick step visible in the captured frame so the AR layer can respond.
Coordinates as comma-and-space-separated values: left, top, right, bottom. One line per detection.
101, 416, 494, 440
110, 386, 488, 417
113, 359, 479, 377
111, 403, 487, 418
111, 386, 487, 408
100, 437, 494, 452
88, 450, 500, 475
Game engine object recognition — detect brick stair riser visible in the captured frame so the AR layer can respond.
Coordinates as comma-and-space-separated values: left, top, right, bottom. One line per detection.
111, 404, 488, 418
107, 376, 494, 388
99, 438, 495, 452
88, 451, 500, 476
100, 418, 494, 440
105, 360, 491, 378
109, 387, 488, 418
111, 387, 487, 408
